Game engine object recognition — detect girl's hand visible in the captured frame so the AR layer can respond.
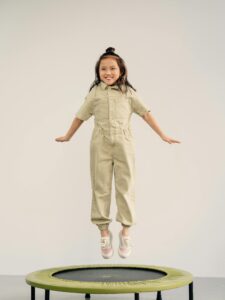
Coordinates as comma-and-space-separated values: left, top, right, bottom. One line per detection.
161, 134, 181, 144
55, 136, 70, 142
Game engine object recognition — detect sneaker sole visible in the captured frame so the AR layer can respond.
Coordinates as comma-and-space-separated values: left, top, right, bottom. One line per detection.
118, 248, 131, 259
102, 249, 114, 259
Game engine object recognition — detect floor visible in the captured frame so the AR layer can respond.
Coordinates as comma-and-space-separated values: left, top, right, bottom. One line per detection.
0, 276, 224, 300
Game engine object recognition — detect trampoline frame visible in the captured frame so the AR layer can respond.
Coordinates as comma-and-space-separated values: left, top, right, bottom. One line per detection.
26, 264, 194, 300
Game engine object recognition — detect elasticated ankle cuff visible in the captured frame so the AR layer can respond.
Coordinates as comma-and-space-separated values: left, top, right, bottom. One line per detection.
98, 224, 109, 231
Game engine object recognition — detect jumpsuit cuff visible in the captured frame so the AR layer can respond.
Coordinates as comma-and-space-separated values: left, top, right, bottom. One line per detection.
97, 224, 110, 231
121, 223, 132, 228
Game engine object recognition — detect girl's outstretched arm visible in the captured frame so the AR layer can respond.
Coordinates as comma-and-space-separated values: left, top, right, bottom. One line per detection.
142, 112, 180, 144
55, 117, 84, 142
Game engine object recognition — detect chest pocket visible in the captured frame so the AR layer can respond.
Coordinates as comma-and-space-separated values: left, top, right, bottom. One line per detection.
115, 97, 132, 119
93, 97, 108, 119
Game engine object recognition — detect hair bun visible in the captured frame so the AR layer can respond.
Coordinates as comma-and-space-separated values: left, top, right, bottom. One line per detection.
105, 47, 115, 53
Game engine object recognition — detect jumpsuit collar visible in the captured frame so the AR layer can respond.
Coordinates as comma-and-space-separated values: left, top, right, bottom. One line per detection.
100, 81, 120, 90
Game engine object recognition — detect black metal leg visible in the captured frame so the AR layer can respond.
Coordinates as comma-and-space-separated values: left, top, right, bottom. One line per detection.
156, 291, 162, 300
134, 293, 139, 300
85, 294, 91, 299
31, 286, 35, 300
189, 282, 194, 300
45, 290, 50, 300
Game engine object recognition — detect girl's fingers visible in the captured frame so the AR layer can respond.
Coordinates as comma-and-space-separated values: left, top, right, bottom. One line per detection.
55, 136, 70, 142
171, 139, 181, 143
162, 136, 181, 144
55, 137, 65, 142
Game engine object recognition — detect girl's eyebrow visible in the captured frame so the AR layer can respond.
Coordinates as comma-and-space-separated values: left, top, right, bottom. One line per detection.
100, 65, 117, 68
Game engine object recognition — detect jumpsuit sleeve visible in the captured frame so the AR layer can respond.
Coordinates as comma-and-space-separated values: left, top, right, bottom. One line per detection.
75, 87, 96, 121
130, 88, 150, 117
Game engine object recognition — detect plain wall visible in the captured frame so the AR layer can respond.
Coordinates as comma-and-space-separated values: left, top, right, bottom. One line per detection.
0, 0, 225, 277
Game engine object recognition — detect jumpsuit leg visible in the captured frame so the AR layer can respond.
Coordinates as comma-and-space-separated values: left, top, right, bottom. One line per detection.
90, 131, 114, 230
113, 132, 136, 227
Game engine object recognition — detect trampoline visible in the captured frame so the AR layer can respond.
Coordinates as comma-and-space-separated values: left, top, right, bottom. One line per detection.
26, 264, 194, 300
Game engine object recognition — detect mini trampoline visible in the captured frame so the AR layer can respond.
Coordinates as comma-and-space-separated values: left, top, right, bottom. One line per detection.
26, 264, 194, 300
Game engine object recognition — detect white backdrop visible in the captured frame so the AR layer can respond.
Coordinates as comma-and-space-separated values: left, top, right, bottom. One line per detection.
0, 0, 225, 277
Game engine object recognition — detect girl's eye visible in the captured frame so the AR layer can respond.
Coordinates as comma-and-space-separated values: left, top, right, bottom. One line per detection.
100, 67, 117, 71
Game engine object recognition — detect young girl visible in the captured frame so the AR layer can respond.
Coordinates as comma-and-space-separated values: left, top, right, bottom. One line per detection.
55, 47, 180, 259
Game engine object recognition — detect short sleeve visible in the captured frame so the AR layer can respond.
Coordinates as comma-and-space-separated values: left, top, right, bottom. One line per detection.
129, 88, 150, 116
75, 87, 96, 121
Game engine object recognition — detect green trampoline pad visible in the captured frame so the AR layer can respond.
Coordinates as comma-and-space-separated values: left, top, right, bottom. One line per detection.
26, 264, 193, 294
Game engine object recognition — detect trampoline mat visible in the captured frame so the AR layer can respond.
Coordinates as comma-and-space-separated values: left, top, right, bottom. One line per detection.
53, 267, 167, 282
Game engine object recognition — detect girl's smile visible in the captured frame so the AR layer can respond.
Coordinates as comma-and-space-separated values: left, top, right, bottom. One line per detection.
99, 57, 120, 86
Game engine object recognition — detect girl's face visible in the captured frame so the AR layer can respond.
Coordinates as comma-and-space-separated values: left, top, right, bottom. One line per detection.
99, 57, 120, 86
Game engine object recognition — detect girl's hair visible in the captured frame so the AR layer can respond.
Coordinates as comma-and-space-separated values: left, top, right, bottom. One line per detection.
89, 47, 136, 93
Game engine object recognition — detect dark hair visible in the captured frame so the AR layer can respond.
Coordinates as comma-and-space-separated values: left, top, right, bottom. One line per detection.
89, 47, 136, 93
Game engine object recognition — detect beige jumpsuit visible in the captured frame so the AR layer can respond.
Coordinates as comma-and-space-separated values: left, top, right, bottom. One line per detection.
76, 81, 150, 230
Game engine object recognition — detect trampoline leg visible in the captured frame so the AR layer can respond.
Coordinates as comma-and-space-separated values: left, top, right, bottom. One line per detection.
45, 290, 50, 300
134, 293, 139, 300
31, 286, 35, 300
156, 291, 162, 300
189, 282, 194, 300
85, 294, 91, 299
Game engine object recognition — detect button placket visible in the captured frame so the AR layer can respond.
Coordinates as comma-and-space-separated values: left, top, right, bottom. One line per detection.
107, 88, 113, 143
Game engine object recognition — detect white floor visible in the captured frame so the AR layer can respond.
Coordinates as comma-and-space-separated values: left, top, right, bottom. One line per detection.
0, 276, 224, 300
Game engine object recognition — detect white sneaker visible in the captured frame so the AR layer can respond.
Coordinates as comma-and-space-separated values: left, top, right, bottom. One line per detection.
118, 231, 132, 258
100, 231, 113, 259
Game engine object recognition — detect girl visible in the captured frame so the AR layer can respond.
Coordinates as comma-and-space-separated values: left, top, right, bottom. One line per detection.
55, 47, 180, 259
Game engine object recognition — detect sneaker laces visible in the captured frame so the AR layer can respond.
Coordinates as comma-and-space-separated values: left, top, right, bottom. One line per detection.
101, 237, 111, 249
120, 234, 132, 249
